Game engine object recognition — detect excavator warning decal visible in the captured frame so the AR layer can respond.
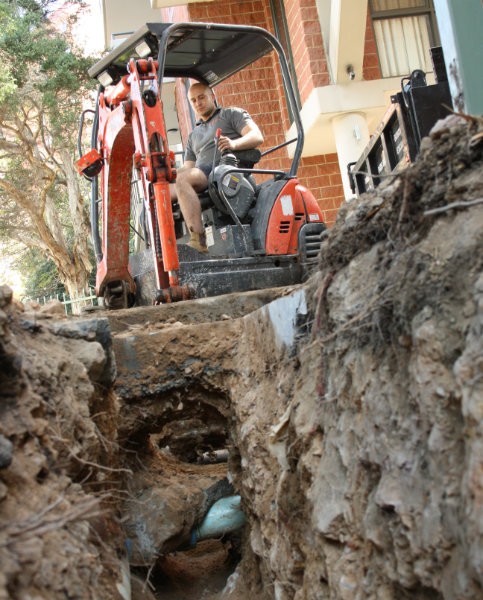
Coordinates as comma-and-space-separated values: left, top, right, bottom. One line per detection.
206, 226, 215, 246
280, 195, 294, 216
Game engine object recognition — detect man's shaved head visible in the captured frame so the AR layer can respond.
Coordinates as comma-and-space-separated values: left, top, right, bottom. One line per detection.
188, 83, 216, 121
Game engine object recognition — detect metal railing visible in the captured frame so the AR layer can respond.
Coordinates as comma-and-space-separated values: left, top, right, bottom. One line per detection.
23, 287, 100, 315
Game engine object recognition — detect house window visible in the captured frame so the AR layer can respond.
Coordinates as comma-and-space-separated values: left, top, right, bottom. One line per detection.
370, 0, 440, 77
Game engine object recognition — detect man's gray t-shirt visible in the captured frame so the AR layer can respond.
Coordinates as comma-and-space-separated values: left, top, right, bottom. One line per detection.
184, 107, 253, 173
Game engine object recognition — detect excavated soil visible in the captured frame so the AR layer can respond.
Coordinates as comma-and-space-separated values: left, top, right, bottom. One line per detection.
0, 117, 482, 600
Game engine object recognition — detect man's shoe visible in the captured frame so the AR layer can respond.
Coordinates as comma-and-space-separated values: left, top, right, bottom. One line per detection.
187, 230, 208, 253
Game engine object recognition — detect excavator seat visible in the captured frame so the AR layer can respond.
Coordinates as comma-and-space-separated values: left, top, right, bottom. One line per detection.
228, 148, 262, 169
172, 149, 262, 222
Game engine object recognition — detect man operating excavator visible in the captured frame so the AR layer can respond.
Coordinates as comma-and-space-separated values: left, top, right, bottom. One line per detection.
170, 82, 264, 253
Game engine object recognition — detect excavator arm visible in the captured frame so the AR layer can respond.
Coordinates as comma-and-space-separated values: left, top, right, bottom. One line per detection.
78, 57, 191, 307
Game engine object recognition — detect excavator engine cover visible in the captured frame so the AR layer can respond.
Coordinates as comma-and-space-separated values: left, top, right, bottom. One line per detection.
208, 154, 256, 219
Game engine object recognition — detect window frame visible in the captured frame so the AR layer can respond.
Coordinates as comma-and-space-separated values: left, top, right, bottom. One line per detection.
369, 0, 441, 78
370, 0, 440, 47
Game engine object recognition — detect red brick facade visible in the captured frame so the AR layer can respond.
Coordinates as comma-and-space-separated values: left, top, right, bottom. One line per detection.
363, 13, 382, 81
162, 0, 381, 226
285, 0, 329, 105
298, 153, 345, 225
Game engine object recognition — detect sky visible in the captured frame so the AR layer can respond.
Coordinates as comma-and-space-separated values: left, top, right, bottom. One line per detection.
52, 0, 104, 55
0, 248, 24, 297
74, 0, 104, 55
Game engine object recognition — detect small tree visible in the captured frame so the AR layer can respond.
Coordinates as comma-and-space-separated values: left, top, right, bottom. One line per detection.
0, 0, 97, 309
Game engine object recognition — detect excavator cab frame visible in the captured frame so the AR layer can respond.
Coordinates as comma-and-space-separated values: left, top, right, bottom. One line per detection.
78, 22, 326, 307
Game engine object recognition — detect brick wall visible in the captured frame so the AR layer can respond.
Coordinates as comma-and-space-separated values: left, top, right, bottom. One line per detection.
298, 153, 345, 226
363, 12, 382, 80
189, 0, 267, 25
284, 0, 329, 106
167, 0, 381, 226
187, 0, 290, 174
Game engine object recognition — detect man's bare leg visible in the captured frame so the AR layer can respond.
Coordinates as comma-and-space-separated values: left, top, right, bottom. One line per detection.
169, 183, 177, 201
175, 168, 209, 252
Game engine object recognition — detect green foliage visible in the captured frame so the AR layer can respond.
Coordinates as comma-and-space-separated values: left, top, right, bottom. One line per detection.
15, 242, 97, 302
18, 247, 65, 299
0, 0, 96, 137
0, 1, 46, 91
0, 60, 16, 103
0, 0, 97, 298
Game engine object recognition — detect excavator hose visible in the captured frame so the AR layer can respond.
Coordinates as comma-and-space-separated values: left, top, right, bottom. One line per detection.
154, 285, 194, 304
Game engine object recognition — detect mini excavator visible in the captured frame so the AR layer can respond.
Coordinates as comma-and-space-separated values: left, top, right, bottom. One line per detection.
77, 22, 326, 307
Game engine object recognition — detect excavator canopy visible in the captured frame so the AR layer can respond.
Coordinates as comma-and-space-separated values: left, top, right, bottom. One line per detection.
89, 22, 276, 87
88, 21, 305, 176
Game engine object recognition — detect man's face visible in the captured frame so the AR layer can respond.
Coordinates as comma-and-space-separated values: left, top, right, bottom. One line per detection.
189, 85, 216, 120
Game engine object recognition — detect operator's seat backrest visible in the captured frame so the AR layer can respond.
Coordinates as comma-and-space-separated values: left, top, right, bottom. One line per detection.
233, 148, 261, 169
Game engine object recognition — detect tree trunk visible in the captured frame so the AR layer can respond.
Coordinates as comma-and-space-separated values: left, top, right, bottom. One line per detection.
0, 166, 93, 314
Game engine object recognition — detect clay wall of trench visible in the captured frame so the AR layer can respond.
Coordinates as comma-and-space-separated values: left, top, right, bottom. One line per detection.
109, 121, 482, 599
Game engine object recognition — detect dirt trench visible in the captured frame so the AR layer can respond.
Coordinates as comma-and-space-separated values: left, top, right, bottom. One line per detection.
0, 117, 482, 600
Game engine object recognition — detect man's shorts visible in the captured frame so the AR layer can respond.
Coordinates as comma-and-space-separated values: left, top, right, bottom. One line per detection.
196, 164, 212, 179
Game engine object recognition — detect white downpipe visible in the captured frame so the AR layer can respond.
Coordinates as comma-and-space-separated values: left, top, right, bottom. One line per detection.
332, 112, 370, 200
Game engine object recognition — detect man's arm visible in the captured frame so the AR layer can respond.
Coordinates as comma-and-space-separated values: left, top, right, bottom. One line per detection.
218, 120, 264, 153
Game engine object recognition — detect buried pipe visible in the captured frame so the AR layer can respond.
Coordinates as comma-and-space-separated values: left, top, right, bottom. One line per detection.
190, 495, 246, 545
198, 449, 229, 464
